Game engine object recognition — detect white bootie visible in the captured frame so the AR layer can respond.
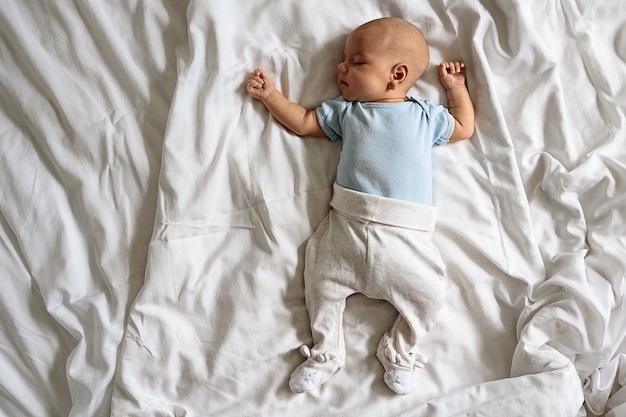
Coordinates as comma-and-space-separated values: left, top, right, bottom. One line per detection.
289, 345, 343, 393
376, 347, 427, 395
382, 368, 415, 395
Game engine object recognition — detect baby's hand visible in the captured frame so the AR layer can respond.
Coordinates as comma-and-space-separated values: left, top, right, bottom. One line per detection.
439, 61, 467, 90
247, 67, 275, 100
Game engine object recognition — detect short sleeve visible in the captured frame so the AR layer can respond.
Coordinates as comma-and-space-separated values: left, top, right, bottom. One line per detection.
315, 97, 350, 142
414, 98, 456, 145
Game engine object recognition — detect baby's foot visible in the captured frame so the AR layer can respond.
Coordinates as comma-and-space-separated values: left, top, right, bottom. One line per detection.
289, 346, 343, 393
382, 368, 415, 395
377, 348, 427, 395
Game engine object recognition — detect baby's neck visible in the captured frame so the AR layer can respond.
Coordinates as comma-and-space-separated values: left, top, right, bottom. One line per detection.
365, 96, 407, 103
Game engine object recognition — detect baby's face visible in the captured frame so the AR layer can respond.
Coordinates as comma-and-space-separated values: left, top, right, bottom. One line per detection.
336, 18, 429, 102
336, 29, 397, 102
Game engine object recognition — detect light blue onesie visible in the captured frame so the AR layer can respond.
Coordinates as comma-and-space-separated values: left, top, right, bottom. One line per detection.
316, 96, 455, 205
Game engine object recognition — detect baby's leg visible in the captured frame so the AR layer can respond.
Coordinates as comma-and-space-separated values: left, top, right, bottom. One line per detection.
289, 279, 351, 393
369, 226, 447, 394
289, 211, 365, 393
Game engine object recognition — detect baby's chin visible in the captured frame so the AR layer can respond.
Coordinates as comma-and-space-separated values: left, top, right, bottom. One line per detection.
338, 84, 354, 101
339, 89, 364, 102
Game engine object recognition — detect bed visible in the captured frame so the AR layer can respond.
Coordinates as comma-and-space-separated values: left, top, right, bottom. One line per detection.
1, 0, 625, 416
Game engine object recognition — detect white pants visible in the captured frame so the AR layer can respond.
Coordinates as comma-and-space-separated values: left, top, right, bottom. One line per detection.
304, 183, 447, 370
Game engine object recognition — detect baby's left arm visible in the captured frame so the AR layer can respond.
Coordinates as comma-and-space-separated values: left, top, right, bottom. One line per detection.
439, 61, 475, 142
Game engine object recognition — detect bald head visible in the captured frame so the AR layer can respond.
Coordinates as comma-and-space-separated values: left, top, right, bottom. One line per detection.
352, 17, 430, 84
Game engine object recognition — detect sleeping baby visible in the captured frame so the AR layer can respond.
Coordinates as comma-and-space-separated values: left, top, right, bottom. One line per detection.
247, 17, 474, 395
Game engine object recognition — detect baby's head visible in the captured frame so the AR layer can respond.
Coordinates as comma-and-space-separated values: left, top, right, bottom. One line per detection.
337, 17, 429, 102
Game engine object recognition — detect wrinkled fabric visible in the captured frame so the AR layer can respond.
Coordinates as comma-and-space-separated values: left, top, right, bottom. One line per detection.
0, 1, 188, 416
0, 0, 625, 416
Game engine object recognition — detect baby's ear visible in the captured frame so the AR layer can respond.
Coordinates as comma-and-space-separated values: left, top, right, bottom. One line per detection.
389, 63, 409, 89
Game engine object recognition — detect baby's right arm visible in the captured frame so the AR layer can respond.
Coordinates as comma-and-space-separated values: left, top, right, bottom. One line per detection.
247, 68, 326, 138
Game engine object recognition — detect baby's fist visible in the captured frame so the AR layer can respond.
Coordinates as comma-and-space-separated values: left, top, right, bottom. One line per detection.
439, 61, 467, 90
247, 67, 275, 100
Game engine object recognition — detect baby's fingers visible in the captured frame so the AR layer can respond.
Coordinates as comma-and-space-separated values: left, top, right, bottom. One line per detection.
440, 61, 465, 74
249, 75, 264, 86
247, 78, 260, 90
247, 67, 276, 99
254, 67, 270, 80
246, 78, 265, 97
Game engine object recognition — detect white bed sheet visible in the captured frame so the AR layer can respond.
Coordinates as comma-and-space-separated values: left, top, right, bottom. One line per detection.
0, 1, 187, 416
1, 1, 625, 416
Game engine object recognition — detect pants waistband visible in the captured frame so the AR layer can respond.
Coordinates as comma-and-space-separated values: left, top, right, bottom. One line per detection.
330, 183, 438, 231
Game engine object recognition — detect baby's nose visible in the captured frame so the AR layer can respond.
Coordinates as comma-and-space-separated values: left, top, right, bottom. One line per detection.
338, 61, 347, 73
